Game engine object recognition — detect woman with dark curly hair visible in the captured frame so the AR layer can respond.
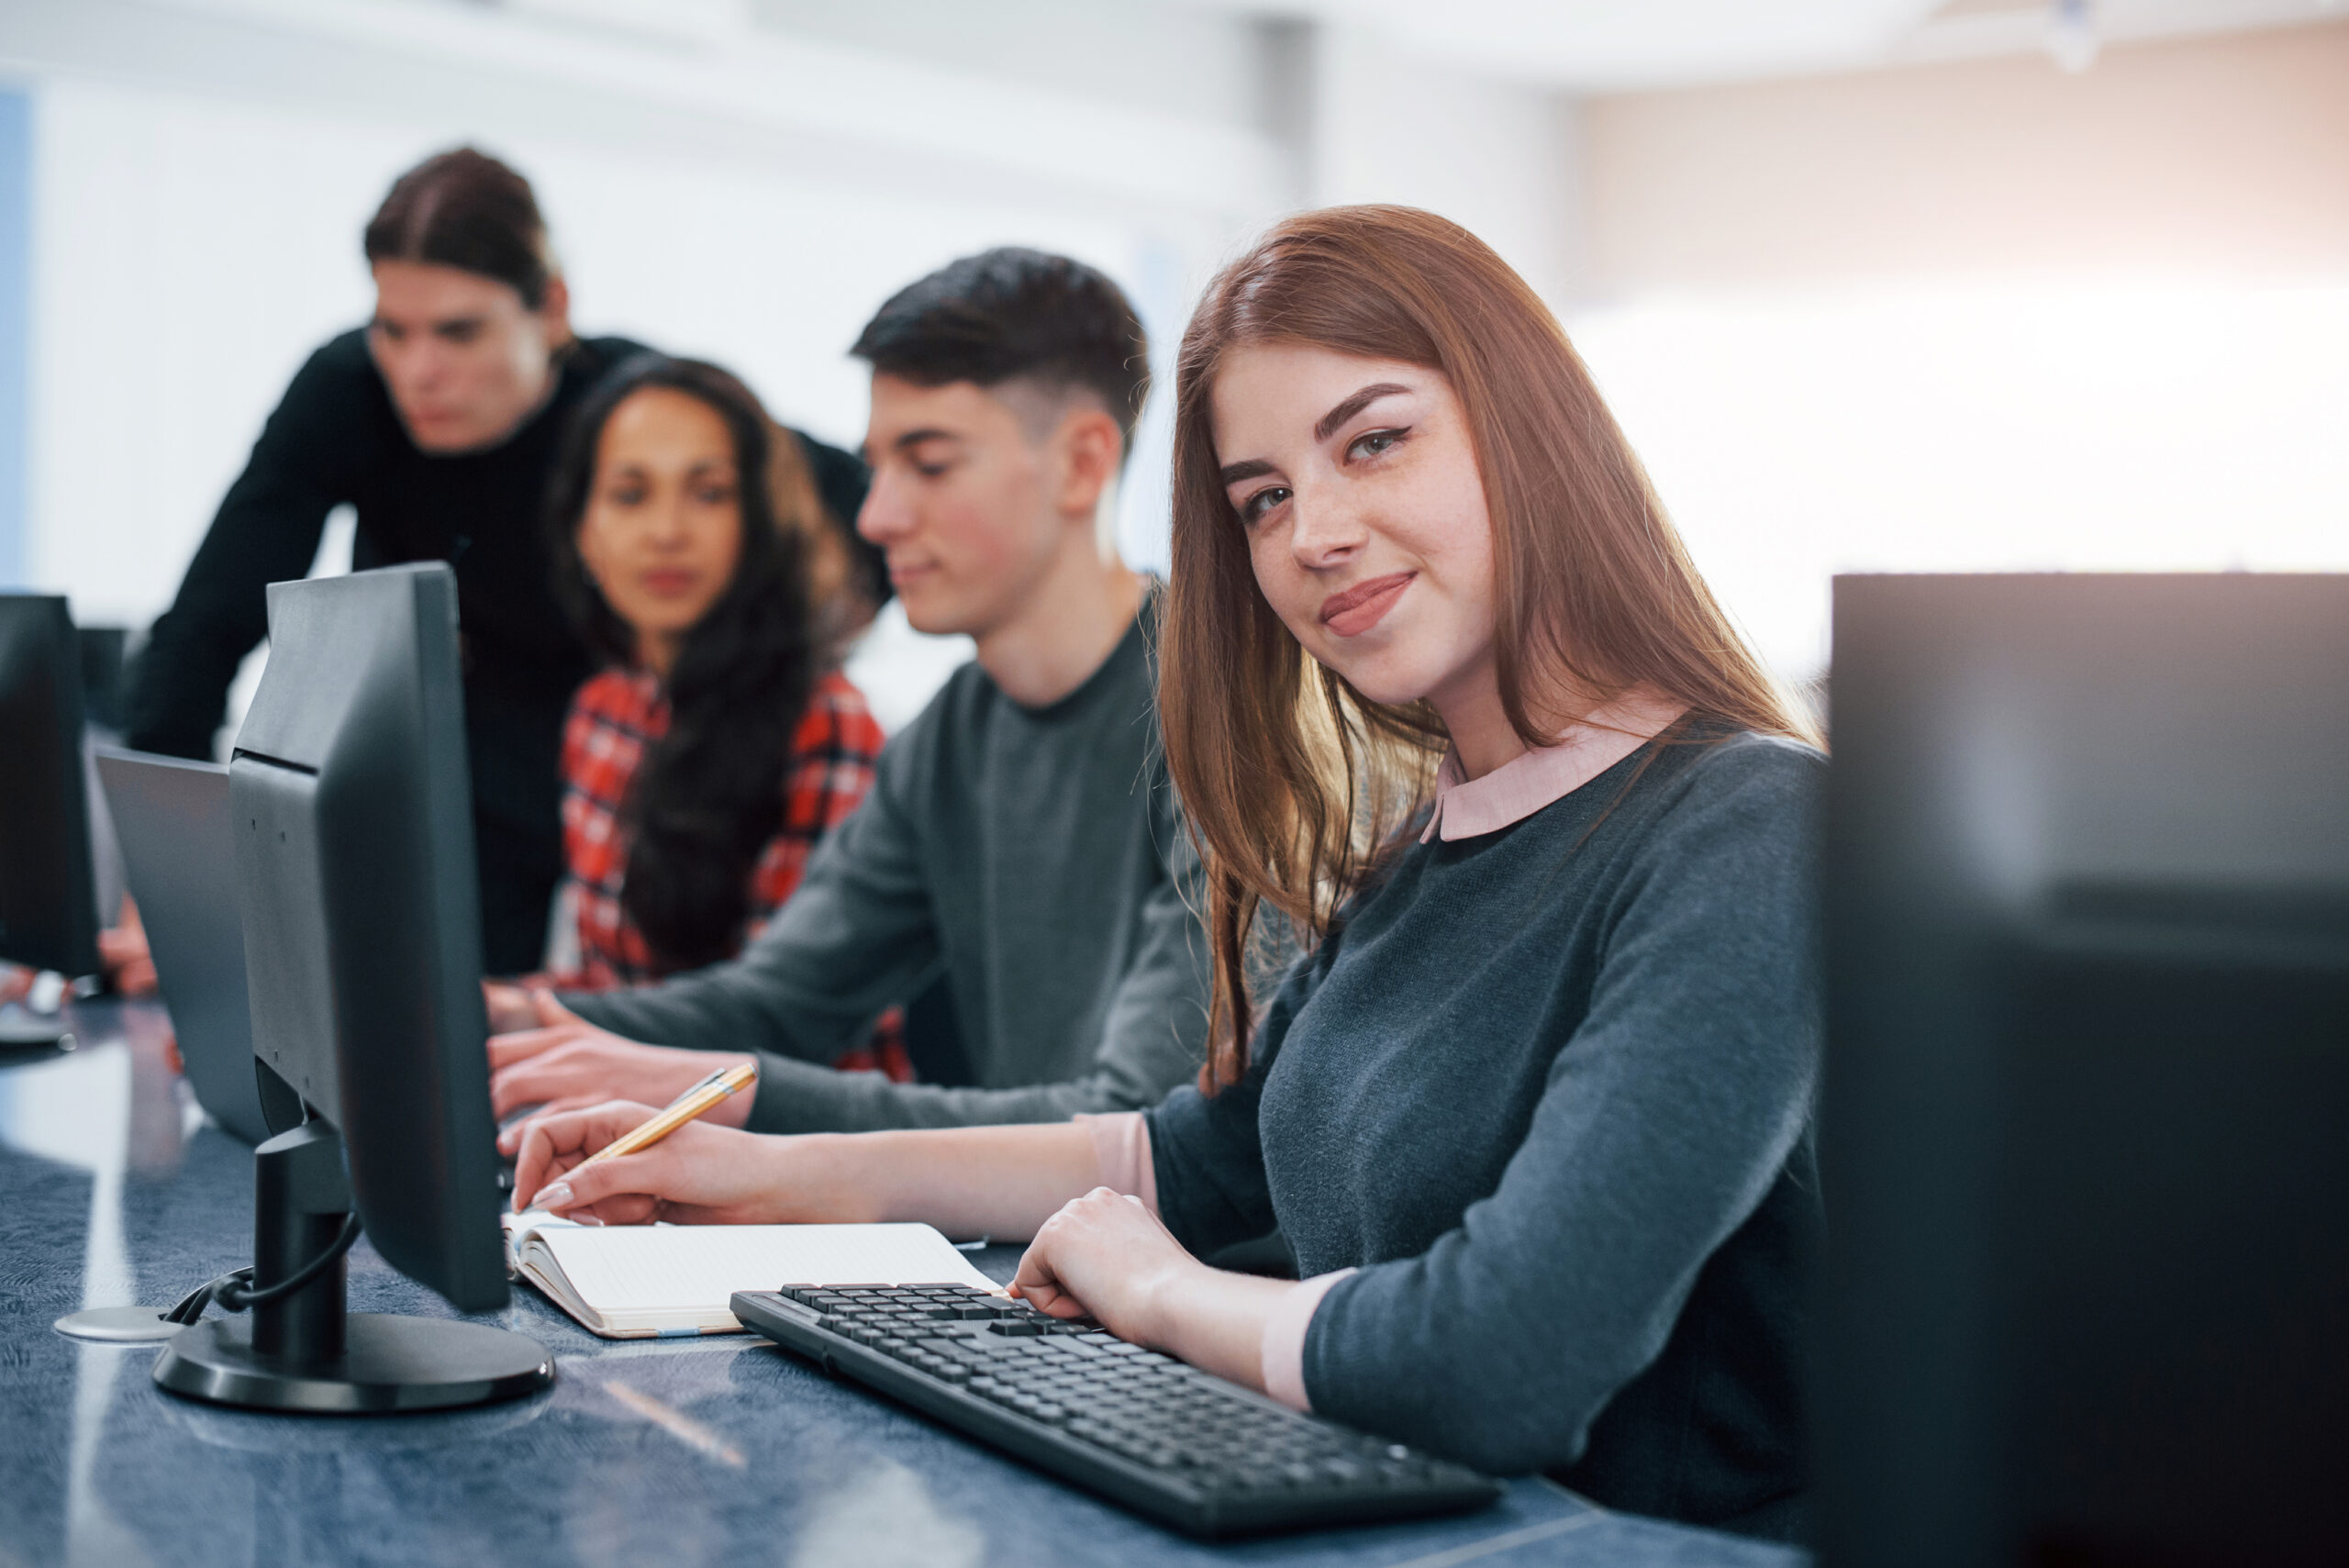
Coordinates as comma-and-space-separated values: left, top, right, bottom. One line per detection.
526, 354, 905, 1079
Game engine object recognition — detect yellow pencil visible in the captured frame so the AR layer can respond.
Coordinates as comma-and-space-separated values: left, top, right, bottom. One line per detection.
573, 1061, 758, 1171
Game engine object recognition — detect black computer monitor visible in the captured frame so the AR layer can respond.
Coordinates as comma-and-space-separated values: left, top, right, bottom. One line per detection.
1819, 573, 2349, 1567
0, 594, 101, 984
150, 564, 551, 1411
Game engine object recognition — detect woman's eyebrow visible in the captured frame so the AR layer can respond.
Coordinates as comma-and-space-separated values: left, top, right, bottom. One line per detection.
1219, 457, 1275, 485
1312, 383, 1412, 443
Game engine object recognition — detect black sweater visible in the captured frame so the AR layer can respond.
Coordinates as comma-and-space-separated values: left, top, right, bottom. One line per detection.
123, 328, 874, 972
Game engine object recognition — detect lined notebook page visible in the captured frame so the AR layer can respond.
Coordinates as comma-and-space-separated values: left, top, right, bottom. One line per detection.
535, 1223, 996, 1314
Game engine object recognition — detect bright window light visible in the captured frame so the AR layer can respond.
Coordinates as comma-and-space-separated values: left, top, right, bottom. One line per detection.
1569, 283, 2349, 683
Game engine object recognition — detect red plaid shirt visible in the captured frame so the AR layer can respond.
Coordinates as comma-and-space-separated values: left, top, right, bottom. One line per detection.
554, 666, 909, 1081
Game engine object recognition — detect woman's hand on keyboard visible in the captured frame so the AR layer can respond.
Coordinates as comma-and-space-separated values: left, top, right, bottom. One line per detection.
1011, 1187, 1305, 1394
1010, 1187, 1203, 1340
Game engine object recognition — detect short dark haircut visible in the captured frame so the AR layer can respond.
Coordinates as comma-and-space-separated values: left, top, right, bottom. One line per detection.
851, 248, 1150, 450
363, 147, 555, 308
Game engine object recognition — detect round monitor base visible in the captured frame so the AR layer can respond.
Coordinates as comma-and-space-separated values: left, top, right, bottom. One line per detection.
0, 1013, 73, 1051
153, 1313, 554, 1412
55, 1306, 184, 1343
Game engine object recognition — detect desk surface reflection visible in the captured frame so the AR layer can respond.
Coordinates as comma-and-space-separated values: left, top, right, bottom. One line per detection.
0, 1002, 1805, 1568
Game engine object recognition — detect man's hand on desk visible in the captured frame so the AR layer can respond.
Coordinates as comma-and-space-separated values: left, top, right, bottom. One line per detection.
483, 981, 540, 1036
488, 988, 755, 1153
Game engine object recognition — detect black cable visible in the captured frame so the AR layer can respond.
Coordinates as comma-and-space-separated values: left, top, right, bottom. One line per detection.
163, 1213, 362, 1322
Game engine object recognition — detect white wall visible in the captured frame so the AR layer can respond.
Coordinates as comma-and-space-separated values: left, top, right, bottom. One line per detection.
1561, 22, 2349, 683
1582, 20, 2349, 293
1307, 24, 1585, 305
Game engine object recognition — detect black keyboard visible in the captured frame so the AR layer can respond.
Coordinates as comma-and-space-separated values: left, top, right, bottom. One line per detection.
731, 1283, 1501, 1539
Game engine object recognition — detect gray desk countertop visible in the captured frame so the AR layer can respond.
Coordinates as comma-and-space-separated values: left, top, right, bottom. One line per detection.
0, 1001, 1806, 1568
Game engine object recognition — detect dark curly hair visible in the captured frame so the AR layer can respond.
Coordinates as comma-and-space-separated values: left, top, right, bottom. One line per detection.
545, 355, 825, 973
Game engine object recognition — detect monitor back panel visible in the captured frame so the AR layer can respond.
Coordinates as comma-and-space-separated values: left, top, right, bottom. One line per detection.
1820, 573, 2349, 1568
96, 750, 271, 1143
230, 564, 506, 1312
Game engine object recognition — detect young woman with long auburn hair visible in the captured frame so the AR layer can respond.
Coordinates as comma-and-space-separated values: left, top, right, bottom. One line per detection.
507, 208, 1825, 1540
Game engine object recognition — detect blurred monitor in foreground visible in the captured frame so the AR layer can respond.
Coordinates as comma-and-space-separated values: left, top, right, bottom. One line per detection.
0, 595, 102, 1040
152, 564, 550, 1411
1820, 573, 2349, 1567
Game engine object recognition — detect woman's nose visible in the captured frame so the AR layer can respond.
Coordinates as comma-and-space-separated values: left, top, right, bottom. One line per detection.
1287, 489, 1365, 567
646, 496, 694, 545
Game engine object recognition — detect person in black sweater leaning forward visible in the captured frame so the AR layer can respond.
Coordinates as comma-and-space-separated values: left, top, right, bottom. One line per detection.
508, 208, 1826, 1539
121, 148, 876, 972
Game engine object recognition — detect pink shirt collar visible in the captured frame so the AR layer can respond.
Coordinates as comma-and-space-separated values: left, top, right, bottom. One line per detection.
1419, 690, 1690, 843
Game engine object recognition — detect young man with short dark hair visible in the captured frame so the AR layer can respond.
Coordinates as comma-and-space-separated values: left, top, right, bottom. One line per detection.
487, 249, 1208, 1136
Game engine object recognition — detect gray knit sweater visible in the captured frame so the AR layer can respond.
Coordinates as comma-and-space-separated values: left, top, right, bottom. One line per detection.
564, 611, 1209, 1132
1145, 729, 1823, 1539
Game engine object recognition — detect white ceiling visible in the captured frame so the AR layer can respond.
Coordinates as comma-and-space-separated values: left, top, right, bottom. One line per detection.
1162, 0, 2343, 90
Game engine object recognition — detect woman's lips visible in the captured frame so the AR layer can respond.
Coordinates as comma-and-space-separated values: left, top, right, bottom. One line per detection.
639, 570, 701, 596
1319, 572, 1414, 637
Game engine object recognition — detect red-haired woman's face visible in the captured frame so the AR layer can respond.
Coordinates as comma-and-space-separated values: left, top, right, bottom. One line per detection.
1211, 342, 1496, 715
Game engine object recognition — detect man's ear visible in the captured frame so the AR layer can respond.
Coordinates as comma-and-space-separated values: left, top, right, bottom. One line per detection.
537, 273, 573, 348
1052, 406, 1124, 524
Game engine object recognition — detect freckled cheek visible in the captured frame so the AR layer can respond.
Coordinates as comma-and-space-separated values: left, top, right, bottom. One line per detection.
1246, 535, 1319, 641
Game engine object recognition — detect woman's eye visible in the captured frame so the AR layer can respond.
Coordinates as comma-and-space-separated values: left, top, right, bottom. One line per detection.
696, 484, 736, 506
1239, 486, 1291, 526
607, 484, 646, 506
1346, 427, 1408, 462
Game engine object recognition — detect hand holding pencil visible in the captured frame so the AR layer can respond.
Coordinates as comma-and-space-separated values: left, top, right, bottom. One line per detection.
515, 1062, 778, 1227
573, 1061, 758, 1169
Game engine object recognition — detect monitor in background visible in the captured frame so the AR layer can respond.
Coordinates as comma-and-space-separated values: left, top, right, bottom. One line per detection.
0, 594, 101, 1047
1820, 573, 2349, 1568
151, 563, 551, 1411
95, 750, 271, 1144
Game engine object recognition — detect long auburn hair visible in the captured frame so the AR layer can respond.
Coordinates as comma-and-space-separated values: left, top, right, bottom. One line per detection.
546, 354, 853, 973
1160, 206, 1818, 1087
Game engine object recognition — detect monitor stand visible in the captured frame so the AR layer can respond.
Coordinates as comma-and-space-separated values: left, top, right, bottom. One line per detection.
152, 1119, 554, 1412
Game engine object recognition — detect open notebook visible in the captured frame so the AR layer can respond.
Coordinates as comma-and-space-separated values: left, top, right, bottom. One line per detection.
503, 1213, 1001, 1339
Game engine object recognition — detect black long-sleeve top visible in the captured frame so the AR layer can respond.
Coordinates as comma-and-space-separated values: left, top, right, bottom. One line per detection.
123, 328, 875, 972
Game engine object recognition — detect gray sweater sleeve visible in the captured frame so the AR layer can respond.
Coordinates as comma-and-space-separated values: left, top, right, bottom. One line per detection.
1145, 946, 1318, 1254
562, 725, 1212, 1133
1299, 757, 1821, 1476
736, 827, 1210, 1132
